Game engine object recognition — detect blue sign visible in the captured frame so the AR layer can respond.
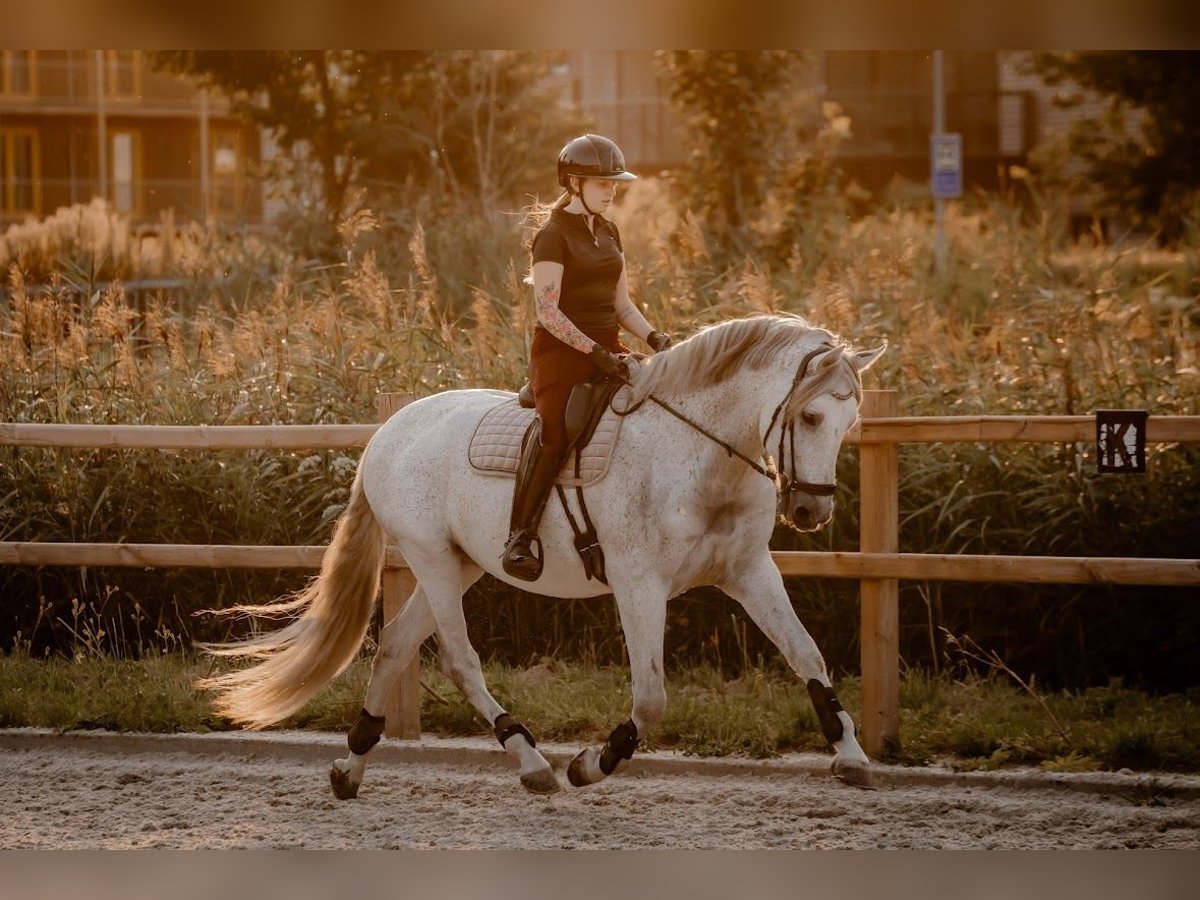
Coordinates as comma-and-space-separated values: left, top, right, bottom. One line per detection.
931, 133, 962, 199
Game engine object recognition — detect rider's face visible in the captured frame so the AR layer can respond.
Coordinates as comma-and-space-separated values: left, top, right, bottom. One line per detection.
578, 177, 618, 211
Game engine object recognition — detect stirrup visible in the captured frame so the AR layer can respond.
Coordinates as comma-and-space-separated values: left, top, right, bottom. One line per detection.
502, 529, 544, 581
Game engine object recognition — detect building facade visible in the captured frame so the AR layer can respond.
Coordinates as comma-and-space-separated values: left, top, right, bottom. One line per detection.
0, 50, 262, 227
567, 51, 1084, 194
2, 51, 1103, 229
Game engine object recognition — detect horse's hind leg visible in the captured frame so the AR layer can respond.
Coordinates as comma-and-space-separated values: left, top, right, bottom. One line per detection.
412, 553, 560, 795
720, 556, 876, 789
568, 586, 668, 788
330, 583, 438, 800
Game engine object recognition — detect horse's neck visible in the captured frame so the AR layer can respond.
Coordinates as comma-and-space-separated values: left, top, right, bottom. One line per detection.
651, 360, 796, 459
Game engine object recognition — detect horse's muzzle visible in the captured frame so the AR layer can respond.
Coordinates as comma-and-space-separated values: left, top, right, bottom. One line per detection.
779, 476, 836, 531
789, 496, 833, 531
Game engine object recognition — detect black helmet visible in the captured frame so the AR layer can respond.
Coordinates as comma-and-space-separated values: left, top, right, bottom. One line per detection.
557, 134, 638, 188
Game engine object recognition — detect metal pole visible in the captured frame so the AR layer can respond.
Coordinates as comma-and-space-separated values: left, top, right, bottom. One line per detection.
94, 51, 108, 203
68, 52, 78, 204
932, 50, 946, 274
199, 88, 211, 221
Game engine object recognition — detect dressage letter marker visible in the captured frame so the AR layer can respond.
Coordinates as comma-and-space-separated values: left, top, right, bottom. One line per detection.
1095, 410, 1148, 474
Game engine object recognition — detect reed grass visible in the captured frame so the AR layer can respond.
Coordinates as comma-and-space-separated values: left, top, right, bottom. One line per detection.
1, 184, 1197, 688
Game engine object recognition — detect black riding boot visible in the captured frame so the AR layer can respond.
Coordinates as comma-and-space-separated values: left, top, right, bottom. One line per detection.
503, 427, 566, 582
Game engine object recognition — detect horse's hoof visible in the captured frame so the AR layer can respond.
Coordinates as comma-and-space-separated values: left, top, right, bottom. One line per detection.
567, 748, 597, 788
520, 767, 562, 795
832, 758, 878, 790
330, 762, 361, 800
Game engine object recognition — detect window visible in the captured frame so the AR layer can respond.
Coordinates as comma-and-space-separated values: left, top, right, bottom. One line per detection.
210, 128, 243, 215
876, 51, 927, 91
825, 51, 873, 91
825, 52, 928, 155
953, 51, 998, 92
1, 50, 36, 96
824, 52, 1002, 157
105, 50, 141, 97
1, 128, 40, 214
110, 130, 141, 214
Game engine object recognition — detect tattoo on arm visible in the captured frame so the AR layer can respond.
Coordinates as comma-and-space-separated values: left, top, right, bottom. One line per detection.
536, 281, 594, 354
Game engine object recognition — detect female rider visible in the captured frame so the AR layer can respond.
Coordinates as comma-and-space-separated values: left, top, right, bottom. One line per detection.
503, 133, 672, 581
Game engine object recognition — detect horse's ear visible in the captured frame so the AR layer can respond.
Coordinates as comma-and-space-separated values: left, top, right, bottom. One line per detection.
817, 344, 845, 370
852, 342, 887, 373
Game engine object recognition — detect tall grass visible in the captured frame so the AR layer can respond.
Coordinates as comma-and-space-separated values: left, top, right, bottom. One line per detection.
1, 185, 1197, 689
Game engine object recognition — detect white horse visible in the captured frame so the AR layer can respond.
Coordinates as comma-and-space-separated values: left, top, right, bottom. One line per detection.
200, 314, 886, 798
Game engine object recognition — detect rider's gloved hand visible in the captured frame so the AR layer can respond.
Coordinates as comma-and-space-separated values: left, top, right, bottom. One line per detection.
589, 344, 629, 380
646, 330, 673, 352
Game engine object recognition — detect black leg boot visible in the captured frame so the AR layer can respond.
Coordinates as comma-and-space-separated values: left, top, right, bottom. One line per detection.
503, 424, 566, 582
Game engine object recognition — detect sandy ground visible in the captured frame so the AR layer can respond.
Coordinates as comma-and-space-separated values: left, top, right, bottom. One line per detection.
2, 729, 1198, 849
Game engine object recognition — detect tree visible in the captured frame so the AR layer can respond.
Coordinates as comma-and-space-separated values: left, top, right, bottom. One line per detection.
151, 52, 584, 250
655, 51, 807, 254
1031, 51, 1200, 242
152, 51, 380, 240
362, 52, 585, 215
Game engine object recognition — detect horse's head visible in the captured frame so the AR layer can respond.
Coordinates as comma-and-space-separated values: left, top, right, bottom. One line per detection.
630, 315, 886, 532
773, 342, 887, 532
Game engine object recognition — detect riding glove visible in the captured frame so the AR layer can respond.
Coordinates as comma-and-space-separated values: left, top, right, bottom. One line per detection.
590, 344, 629, 379
647, 330, 673, 352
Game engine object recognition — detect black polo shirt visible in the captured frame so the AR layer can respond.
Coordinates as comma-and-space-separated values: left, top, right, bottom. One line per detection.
531, 207, 625, 334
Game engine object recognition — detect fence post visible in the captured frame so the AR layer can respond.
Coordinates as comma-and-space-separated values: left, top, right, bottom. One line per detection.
376, 393, 422, 740
859, 389, 900, 758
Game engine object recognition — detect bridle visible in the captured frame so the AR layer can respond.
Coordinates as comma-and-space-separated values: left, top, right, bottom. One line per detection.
765, 343, 843, 500
613, 341, 851, 497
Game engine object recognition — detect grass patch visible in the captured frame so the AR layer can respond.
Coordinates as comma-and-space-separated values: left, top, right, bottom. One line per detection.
0, 651, 227, 733
893, 669, 1200, 773
2, 652, 1198, 774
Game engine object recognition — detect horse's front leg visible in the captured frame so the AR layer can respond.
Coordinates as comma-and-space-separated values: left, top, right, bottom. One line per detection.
568, 586, 667, 788
330, 584, 437, 800
720, 556, 876, 789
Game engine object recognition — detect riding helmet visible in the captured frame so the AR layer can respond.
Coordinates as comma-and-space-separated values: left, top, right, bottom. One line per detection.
557, 134, 638, 188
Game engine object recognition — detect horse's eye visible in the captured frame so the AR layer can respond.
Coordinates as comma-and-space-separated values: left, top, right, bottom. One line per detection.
801, 410, 821, 427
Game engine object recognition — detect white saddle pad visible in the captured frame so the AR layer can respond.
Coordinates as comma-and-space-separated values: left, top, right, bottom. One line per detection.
468, 396, 625, 488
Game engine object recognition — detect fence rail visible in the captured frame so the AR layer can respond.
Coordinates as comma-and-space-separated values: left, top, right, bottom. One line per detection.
3, 396, 1199, 755
0, 423, 377, 450
1, 543, 1195, 586
4, 416, 1199, 450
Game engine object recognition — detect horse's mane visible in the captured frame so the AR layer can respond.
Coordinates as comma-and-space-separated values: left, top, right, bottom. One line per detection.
631, 314, 845, 401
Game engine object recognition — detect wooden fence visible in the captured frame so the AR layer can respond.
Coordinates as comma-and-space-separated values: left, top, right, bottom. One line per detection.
2, 391, 1199, 755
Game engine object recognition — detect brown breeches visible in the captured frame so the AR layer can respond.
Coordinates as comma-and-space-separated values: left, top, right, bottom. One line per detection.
529, 327, 626, 449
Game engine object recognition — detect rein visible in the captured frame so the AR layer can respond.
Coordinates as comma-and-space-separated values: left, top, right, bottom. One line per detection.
640, 394, 776, 480
613, 342, 837, 493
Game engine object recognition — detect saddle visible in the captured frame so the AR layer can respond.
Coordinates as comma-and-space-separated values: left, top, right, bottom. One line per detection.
469, 378, 626, 488
469, 376, 627, 583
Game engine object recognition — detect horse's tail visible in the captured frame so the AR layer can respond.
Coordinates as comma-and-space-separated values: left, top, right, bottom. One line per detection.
197, 468, 385, 729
